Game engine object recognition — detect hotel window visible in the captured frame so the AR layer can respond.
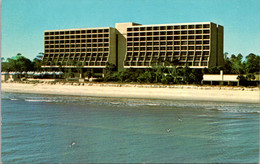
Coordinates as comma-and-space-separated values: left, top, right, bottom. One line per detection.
174, 36, 180, 40
167, 26, 173, 30
196, 36, 202, 39
196, 24, 203, 28
196, 46, 202, 50
181, 46, 187, 50
181, 25, 187, 29
203, 24, 210, 28
181, 31, 187, 34
188, 52, 194, 56
203, 51, 210, 55
174, 52, 179, 56
188, 36, 195, 39
181, 36, 187, 40
196, 41, 202, 44
181, 41, 187, 45
167, 36, 173, 40
160, 47, 166, 50
195, 52, 201, 55
195, 57, 200, 60
153, 26, 159, 30
203, 35, 210, 39
202, 57, 208, 60
187, 57, 193, 60
174, 46, 180, 50
188, 41, 195, 44
203, 40, 210, 44
181, 52, 187, 56
174, 26, 180, 29
188, 46, 194, 50
167, 41, 173, 45
188, 25, 195, 29
194, 62, 199, 66
174, 41, 180, 45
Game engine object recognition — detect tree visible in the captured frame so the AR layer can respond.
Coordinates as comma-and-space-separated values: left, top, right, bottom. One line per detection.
104, 63, 117, 81
222, 52, 233, 74
16, 56, 33, 72
75, 61, 83, 78
32, 53, 44, 71
245, 53, 260, 73
164, 59, 180, 83
151, 58, 164, 83
137, 71, 153, 83
191, 69, 203, 84
230, 53, 245, 74
182, 66, 192, 84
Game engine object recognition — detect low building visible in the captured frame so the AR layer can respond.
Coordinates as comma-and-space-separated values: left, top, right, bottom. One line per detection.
203, 71, 260, 86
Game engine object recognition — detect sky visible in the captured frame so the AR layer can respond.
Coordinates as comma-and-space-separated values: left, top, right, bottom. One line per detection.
2, 0, 260, 60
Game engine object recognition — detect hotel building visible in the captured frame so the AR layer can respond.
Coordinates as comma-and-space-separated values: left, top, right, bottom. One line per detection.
42, 22, 223, 76
42, 27, 118, 76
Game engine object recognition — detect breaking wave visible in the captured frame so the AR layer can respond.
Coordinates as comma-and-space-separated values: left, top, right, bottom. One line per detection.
2, 92, 259, 114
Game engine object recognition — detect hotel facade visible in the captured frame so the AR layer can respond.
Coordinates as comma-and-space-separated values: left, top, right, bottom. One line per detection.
42, 22, 224, 76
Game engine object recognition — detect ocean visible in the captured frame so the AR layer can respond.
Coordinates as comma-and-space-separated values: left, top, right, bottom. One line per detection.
1, 92, 259, 163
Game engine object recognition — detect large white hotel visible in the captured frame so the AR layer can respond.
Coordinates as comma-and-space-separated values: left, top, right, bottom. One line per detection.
42, 22, 223, 76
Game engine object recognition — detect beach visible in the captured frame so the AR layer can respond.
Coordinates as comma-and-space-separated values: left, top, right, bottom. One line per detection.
1, 82, 259, 103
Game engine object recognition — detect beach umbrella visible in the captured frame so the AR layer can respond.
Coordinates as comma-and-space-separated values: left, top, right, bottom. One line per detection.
22, 71, 26, 75
27, 72, 34, 75
34, 72, 41, 76
9, 72, 16, 75
42, 72, 47, 75
1, 72, 8, 75
47, 72, 54, 75
55, 71, 63, 75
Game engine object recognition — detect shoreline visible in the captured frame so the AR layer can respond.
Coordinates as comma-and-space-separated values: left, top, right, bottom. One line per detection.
1, 82, 259, 104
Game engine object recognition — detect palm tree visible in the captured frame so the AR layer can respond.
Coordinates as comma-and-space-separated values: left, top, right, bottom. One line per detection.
164, 59, 180, 83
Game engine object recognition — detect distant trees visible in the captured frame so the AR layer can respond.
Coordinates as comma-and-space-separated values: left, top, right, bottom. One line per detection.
207, 53, 260, 75
245, 53, 260, 73
1, 53, 45, 72
32, 53, 44, 71
2, 53, 33, 72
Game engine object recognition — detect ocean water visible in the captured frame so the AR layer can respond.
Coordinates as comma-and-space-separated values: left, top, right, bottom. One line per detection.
1, 92, 259, 163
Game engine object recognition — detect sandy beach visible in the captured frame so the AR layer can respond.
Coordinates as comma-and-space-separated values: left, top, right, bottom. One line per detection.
1, 82, 259, 103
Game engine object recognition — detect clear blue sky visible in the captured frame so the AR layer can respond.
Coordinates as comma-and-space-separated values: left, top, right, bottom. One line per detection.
2, 0, 260, 60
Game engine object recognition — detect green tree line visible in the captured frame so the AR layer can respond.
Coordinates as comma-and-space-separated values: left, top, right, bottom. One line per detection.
1, 53, 259, 85
104, 53, 259, 84
1, 53, 43, 72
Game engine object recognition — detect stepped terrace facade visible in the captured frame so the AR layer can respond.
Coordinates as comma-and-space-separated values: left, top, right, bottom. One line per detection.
42, 27, 117, 76
42, 22, 223, 76
124, 22, 223, 68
